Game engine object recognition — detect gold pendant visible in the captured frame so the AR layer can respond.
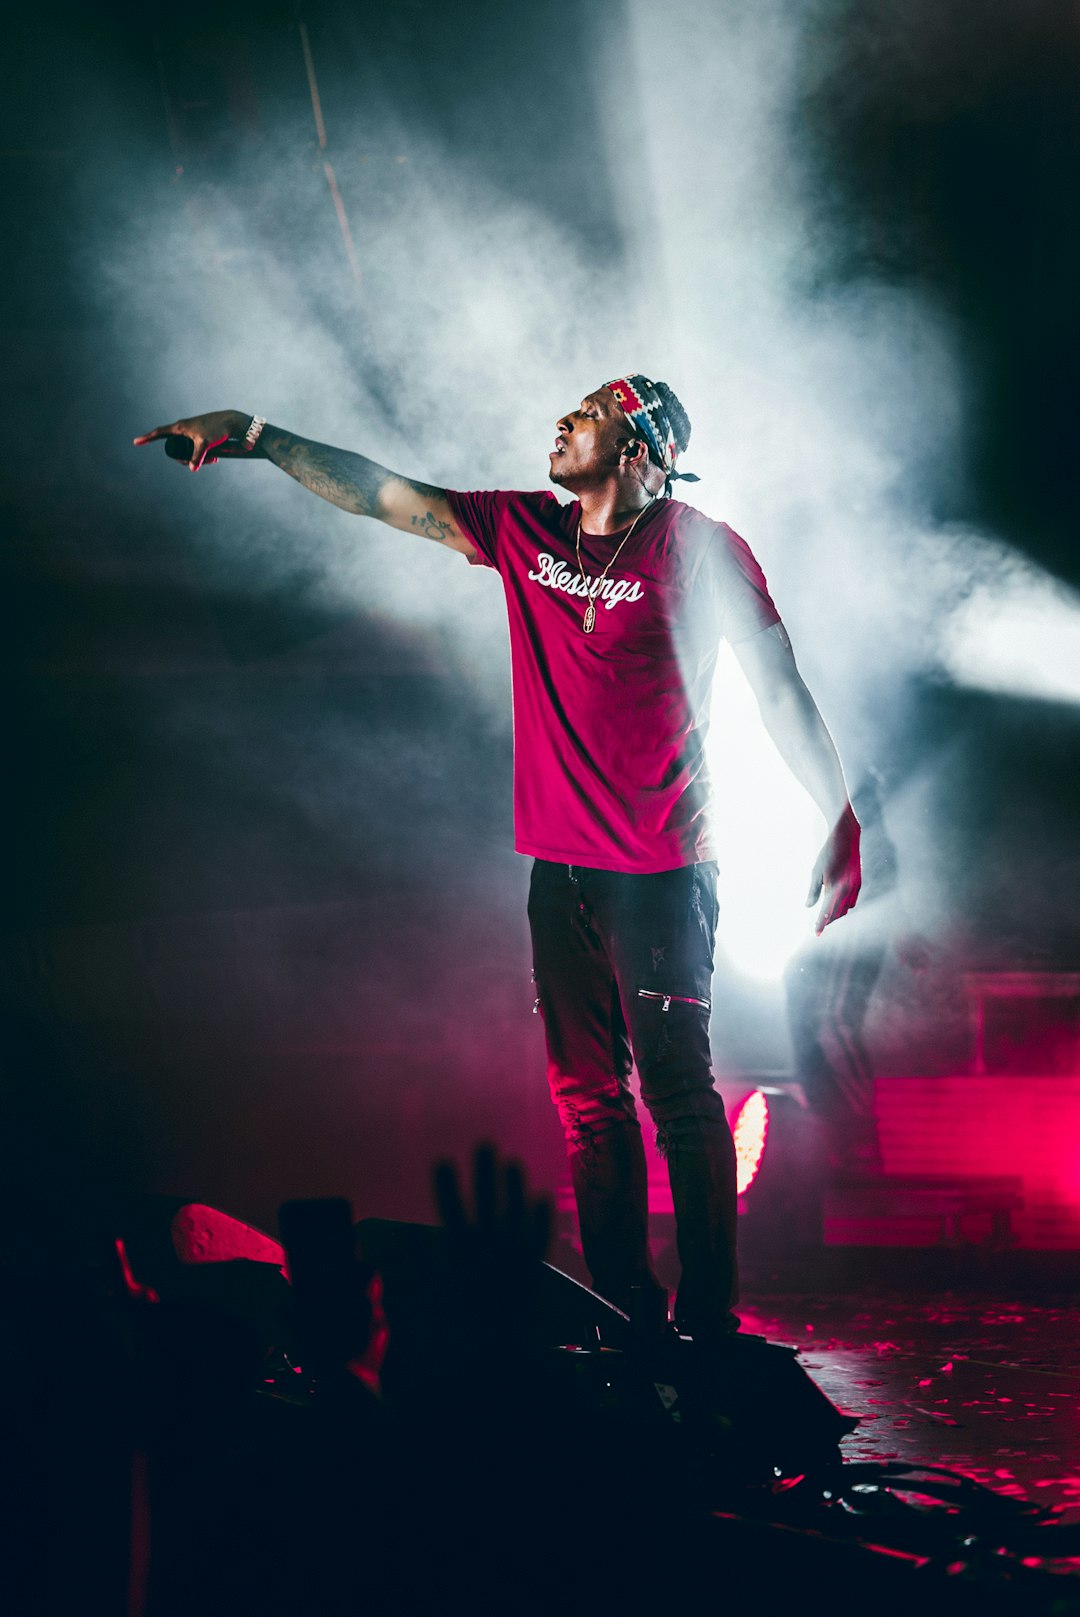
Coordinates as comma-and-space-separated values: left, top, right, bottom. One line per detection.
582, 602, 596, 633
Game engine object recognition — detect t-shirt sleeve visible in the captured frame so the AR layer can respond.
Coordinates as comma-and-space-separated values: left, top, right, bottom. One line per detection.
701, 521, 782, 643
444, 489, 511, 570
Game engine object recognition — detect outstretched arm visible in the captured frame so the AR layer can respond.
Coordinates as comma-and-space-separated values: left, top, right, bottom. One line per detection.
731, 622, 862, 933
258, 424, 471, 550
133, 409, 477, 557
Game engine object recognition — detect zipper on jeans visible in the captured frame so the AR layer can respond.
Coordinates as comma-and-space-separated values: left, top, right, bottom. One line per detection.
636, 988, 711, 1013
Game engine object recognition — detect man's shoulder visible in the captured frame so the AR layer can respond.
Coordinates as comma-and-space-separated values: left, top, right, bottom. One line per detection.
659, 499, 735, 557
450, 487, 562, 510
665, 498, 729, 534
666, 502, 759, 559
503, 488, 565, 517
464, 487, 565, 527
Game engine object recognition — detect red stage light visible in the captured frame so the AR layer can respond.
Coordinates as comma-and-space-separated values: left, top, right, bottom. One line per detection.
733, 1089, 769, 1195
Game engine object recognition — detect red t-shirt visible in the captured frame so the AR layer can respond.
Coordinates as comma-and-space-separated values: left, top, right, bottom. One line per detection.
446, 490, 781, 873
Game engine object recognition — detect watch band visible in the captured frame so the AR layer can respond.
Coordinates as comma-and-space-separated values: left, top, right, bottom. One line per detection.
244, 414, 267, 451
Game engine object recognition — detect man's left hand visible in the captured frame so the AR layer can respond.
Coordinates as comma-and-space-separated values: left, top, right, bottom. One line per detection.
807, 805, 862, 935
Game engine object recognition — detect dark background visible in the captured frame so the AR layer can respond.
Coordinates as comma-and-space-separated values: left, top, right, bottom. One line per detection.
3, 0, 1079, 1258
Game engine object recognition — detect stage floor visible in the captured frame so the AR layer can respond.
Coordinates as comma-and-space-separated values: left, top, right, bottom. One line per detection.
740, 1289, 1080, 1550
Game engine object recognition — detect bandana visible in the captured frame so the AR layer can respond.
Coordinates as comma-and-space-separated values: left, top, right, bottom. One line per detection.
605, 375, 700, 487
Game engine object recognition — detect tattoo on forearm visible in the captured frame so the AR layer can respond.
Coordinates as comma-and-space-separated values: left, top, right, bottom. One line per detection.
410, 510, 453, 543
259, 425, 454, 543
260, 426, 394, 515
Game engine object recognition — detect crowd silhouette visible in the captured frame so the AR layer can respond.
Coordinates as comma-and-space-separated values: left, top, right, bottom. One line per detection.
5, 1146, 739, 1616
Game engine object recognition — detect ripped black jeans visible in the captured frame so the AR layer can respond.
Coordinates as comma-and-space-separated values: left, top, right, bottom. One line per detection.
528, 858, 738, 1336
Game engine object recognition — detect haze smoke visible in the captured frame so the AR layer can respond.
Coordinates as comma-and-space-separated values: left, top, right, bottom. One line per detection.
87, 0, 1076, 1009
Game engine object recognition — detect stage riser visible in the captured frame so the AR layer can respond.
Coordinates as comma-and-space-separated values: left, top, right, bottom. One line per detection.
561, 1076, 1080, 1250
874, 1077, 1080, 1249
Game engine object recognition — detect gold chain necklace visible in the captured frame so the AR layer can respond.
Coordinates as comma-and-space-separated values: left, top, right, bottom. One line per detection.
575, 498, 656, 634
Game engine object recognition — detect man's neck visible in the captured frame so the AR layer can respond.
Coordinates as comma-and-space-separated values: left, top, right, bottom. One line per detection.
575, 481, 659, 535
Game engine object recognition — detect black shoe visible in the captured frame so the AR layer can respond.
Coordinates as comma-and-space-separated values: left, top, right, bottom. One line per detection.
674, 1310, 743, 1347
625, 1283, 672, 1349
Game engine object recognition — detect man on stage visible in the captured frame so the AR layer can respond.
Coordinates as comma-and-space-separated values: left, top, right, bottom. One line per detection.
135, 375, 861, 1345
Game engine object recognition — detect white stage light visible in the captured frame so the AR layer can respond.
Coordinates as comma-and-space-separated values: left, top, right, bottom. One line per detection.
942, 572, 1080, 705
707, 643, 822, 981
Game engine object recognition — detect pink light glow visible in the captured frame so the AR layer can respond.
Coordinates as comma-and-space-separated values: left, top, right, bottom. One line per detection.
733, 1090, 769, 1195
875, 1076, 1080, 1246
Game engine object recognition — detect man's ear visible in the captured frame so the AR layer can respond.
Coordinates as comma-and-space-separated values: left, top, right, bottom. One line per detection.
621, 438, 648, 465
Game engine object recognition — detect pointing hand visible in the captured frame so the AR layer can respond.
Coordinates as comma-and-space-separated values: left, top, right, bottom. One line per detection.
133, 409, 252, 470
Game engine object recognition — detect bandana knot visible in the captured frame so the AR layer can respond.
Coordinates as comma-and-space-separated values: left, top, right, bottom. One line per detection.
605, 374, 700, 490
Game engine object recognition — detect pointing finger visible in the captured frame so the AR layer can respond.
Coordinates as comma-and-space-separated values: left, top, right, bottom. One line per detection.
132, 424, 174, 446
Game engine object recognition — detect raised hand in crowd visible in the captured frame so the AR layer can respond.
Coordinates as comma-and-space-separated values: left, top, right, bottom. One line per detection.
432, 1142, 552, 1350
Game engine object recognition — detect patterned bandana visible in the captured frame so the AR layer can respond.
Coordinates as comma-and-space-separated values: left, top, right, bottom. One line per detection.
604, 375, 700, 486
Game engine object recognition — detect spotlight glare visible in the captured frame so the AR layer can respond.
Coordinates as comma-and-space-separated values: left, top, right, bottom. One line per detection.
941, 574, 1080, 704
707, 643, 821, 980
733, 1089, 769, 1195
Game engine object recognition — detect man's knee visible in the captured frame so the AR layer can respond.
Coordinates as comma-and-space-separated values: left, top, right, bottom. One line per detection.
649, 1092, 730, 1160
546, 1066, 636, 1148
644, 1077, 726, 1137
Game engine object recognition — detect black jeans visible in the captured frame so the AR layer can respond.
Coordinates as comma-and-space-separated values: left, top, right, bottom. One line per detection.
528, 859, 738, 1335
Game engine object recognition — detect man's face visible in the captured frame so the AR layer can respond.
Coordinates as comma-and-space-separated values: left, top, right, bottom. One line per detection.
548, 387, 631, 488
